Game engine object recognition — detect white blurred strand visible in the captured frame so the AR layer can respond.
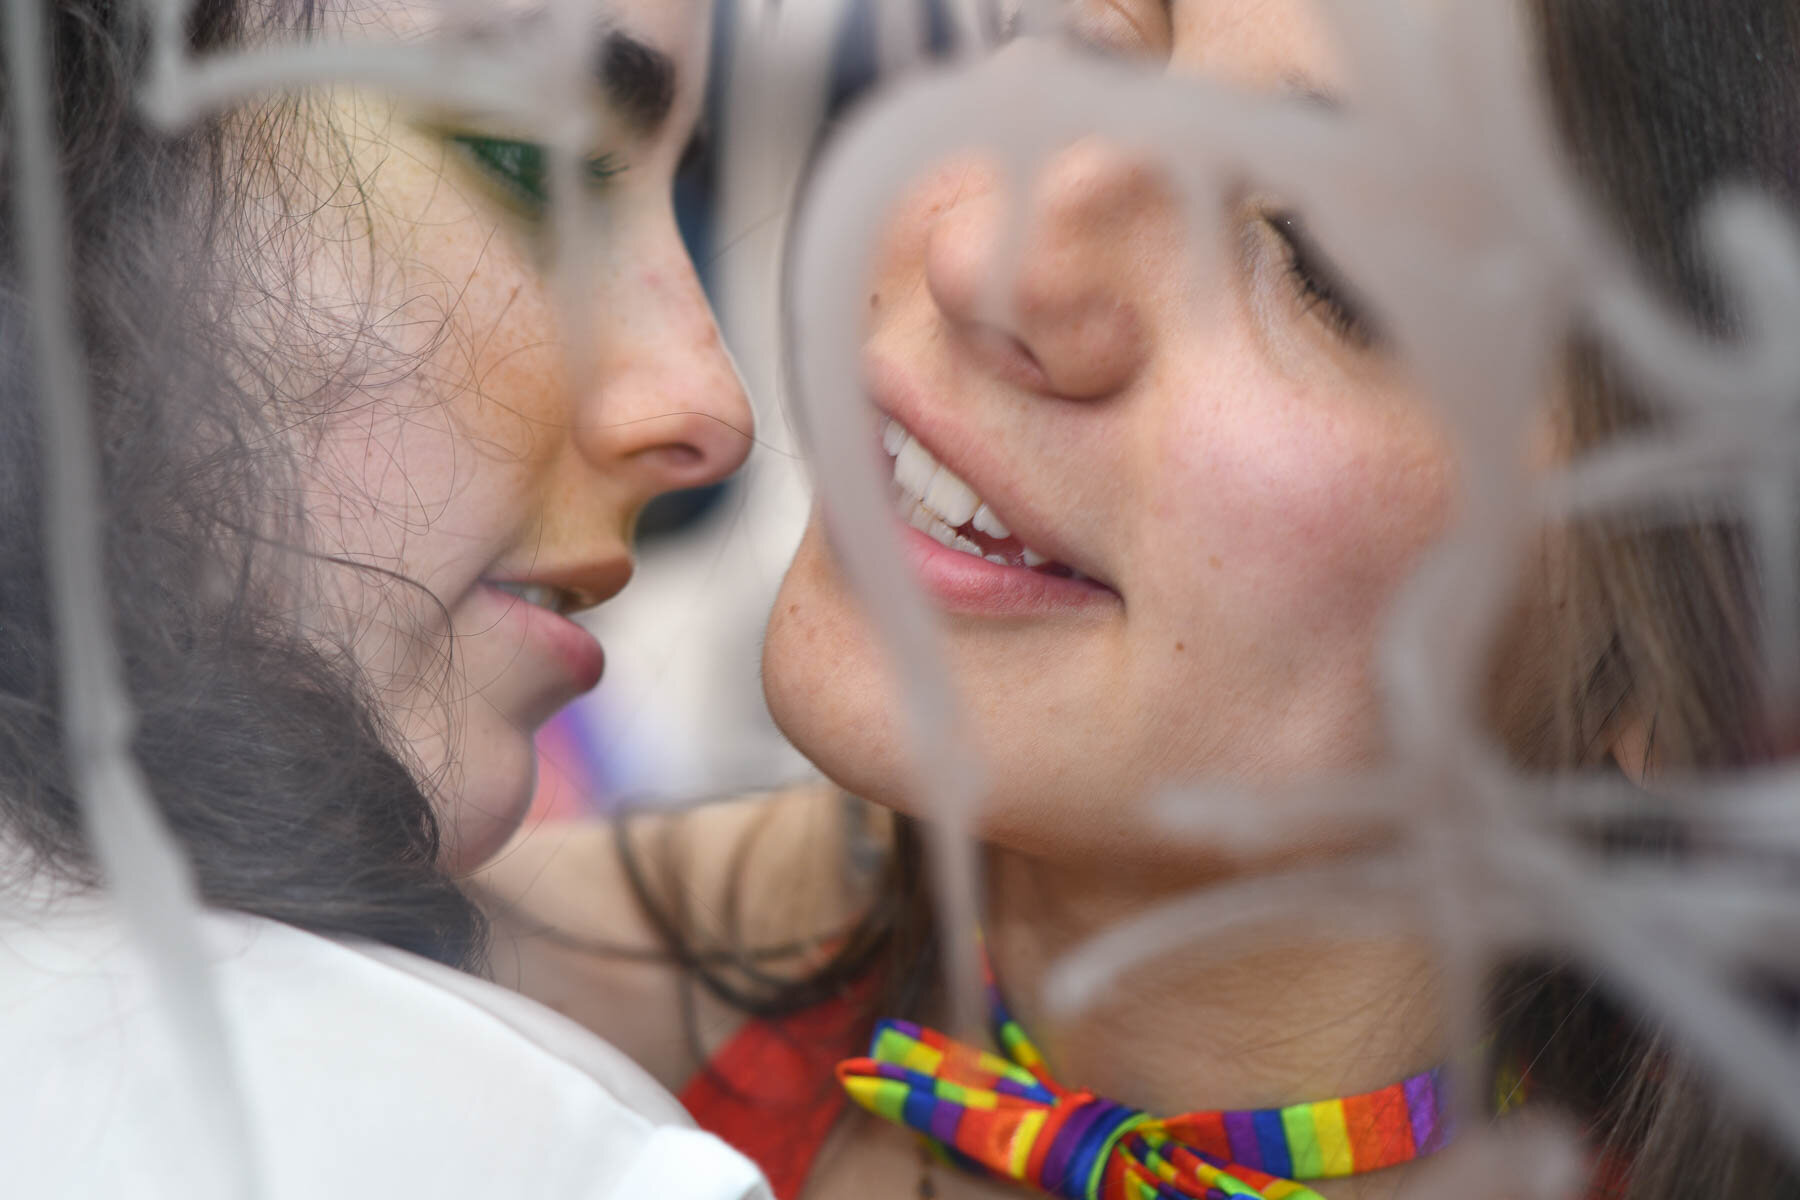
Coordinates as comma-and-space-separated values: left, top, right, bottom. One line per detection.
1540, 434, 1781, 523
1752, 473, 1800, 712
1590, 868, 1800, 976
543, 0, 611, 403
713, 0, 846, 450
4, 0, 256, 1193
1149, 774, 1408, 856
937, 0, 988, 54
1511, 840, 1800, 1158
1548, 194, 1800, 531
1040, 857, 1434, 1020
1587, 190, 1800, 421
784, 60, 994, 1038
1530, 766, 1800, 855
140, 38, 552, 131
873, 0, 927, 77
1392, 1121, 1587, 1200
1327, 7, 1800, 1157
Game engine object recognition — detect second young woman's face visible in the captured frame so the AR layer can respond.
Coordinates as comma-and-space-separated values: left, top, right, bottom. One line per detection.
293, 0, 749, 870
764, 0, 1464, 866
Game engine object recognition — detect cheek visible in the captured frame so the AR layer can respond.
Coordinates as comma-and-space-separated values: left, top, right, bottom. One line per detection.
764, 530, 911, 800
304, 403, 471, 580
1150, 379, 1453, 648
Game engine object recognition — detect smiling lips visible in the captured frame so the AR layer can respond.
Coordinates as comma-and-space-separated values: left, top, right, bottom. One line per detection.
883, 416, 1089, 581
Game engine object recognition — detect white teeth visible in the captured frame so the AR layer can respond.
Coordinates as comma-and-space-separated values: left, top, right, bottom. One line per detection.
882, 417, 907, 456
925, 467, 980, 528
495, 582, 563, 611
972, 504, 1009, 540
894, 435, 938, 498
885, 418, 1065, 573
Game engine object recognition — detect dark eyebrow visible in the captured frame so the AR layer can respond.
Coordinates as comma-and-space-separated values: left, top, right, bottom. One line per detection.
596, 31, 677, 136
454, 11, 677, 138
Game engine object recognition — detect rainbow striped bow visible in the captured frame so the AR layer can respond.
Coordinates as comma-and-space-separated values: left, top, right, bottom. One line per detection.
837, 987, 1449, 1200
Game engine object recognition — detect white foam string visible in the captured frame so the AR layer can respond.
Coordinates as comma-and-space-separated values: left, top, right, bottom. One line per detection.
1041, 856, 1434, 1019
1514, 837, 1800, 1157
6, 0, 256, 1193
713, 0, 845, 448
872, 0, 926, 77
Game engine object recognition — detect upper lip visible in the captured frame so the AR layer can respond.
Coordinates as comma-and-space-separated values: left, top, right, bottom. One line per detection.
868, 357, 1116, 593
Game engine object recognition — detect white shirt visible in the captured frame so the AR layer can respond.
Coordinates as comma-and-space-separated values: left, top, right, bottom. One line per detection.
0, 898, 771, 1200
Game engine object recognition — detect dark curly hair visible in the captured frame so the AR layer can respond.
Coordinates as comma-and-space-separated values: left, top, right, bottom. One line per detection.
0, 0, 484, 966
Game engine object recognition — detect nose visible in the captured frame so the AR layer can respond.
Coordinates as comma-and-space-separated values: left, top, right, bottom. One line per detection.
572, 219, 754, 504
923, 141, 1162, 399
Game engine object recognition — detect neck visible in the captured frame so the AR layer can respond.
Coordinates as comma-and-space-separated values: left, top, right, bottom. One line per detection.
982, 844, 1444, 1200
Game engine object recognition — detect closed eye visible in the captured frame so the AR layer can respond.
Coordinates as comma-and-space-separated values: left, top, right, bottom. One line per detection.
1265, 211, 1380, 350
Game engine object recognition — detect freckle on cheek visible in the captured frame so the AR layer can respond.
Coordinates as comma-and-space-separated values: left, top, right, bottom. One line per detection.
1208, 555, 1222, 570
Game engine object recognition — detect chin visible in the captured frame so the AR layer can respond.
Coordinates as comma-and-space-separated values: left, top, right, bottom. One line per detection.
437, 721, 539, 873
765, 536, 1062, 834
767, 536, 1207, 871
763, 537, 914, 808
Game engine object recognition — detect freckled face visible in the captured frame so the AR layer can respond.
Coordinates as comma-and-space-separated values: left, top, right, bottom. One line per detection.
762, 0, 1456, 866
293, 0, 751, 870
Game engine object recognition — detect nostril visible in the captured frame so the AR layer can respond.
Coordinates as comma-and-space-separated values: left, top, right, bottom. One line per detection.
965, 325, 1053, 393
659, 443, 706, 471
668, 411, 754, 483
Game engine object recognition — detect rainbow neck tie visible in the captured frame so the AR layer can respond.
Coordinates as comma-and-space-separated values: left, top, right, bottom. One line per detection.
836, 972, 1450, 1200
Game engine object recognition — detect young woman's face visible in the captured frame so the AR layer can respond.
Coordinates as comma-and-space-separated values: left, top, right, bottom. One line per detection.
764, 0, 1464, 866
293, 0, 749, 869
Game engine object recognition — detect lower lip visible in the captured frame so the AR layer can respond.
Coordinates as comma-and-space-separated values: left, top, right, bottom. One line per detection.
901, 525, 1120, 616
481, 584, 606, 694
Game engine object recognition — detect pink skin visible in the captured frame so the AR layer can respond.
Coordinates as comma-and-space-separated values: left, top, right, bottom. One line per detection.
471, 580, 611, 713
296, 0, 751, 872
764, 5, 1456, 877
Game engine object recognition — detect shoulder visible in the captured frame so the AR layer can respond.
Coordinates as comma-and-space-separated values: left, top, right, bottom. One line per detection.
470, 785, 879, 1091
0, 901, 768, 1200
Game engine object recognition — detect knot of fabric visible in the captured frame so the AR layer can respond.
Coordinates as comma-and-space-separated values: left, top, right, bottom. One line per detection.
837, 986, 1451, 1200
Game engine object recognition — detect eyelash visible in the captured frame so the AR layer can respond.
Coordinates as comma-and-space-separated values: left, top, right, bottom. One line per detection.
449, 135, 626, 216
1265, 212, 1378, 349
